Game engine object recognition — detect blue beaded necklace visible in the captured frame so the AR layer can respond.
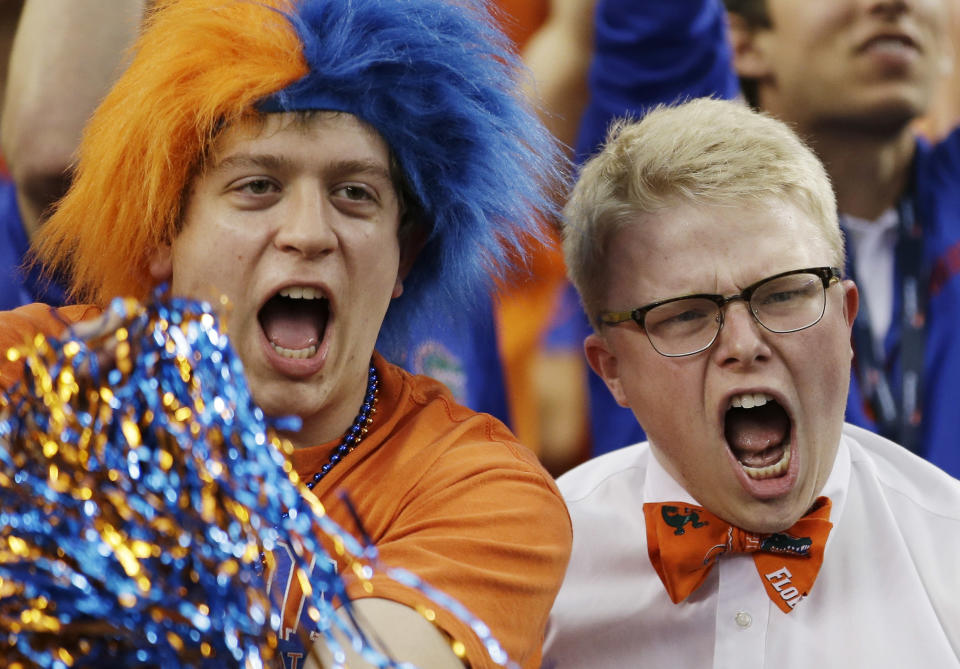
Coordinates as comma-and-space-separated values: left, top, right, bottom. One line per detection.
304, 363, 380, 490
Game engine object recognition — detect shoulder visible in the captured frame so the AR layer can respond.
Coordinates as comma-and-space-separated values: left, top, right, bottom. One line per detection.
0, 303, 101, 346
929, 124, 960, 164
559, 441, 652, 503
0, 303, 102, 390
841, 424, 960, 645
555, 443, 651, 566
383, 358, 546, 467
372, 357, 569, 510
344, 364, 571, 669
545, 444, 657, 668
843, 423, 960, 522
557, 442, 651, 501
555, 443, 653, 553
1, 302, 100, 330
916, 126, 960, 188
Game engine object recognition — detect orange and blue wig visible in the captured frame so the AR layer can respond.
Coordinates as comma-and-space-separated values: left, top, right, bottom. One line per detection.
36, 0, 563, 349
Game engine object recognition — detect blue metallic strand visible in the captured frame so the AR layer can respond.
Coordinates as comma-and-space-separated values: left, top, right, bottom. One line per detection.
0, 290, 516, 667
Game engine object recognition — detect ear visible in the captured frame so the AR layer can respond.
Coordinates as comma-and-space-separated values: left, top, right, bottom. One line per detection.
840, 278, 860, 328
584, 332, 631, 408
148, 243, 173, 283
393, 223, 428, 299
840, 278, 860, 360
726, 12, 774, 80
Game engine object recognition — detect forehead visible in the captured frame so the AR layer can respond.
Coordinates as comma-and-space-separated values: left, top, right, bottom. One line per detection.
207, 111, 393, 174
605, 198, 832, 299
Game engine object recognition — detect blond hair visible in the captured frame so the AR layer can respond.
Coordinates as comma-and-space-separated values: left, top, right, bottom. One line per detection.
563, 97, 842, 328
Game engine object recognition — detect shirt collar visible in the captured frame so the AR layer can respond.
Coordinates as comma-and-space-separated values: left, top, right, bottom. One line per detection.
643, 437, 851, 536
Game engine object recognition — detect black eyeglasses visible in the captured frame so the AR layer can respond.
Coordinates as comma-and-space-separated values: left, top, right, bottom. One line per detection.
599, 267, 842, 357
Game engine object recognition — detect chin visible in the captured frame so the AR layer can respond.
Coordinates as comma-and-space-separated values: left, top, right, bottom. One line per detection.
720, 498, 802, 535
249, 377, 312, 417
848, 94, 928, 132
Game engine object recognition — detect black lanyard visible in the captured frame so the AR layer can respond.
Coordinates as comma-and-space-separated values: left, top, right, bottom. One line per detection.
846, 185, 927, 454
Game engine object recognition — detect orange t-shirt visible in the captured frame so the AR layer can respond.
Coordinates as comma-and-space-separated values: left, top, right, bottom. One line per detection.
288, 352, 572, 668
0, 305, 572, 668
0, 302, 103, 389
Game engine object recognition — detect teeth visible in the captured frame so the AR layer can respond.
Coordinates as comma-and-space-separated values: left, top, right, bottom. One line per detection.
270, 343, 318, 359
866, 37, 913, 53
729, 392, 773, 410
741, 446, 791, 480
279, 286, 321, 300
873, 37, 909, 47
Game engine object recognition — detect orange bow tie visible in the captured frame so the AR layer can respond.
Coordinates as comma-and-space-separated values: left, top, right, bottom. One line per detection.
643, 497, 832, 613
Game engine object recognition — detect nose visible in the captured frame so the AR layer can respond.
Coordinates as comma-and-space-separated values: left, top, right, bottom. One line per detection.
864, 0, 909, 19
711, 299, 771, 367
273, 185, 338, 259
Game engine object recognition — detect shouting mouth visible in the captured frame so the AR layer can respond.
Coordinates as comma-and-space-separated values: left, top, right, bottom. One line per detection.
724, 392, 793, 483
258, 286, 329, 360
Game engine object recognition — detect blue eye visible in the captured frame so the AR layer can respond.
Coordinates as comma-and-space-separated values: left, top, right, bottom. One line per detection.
645, 299, 716, 338
763, 290, 801, 304
665, 309, 709, 324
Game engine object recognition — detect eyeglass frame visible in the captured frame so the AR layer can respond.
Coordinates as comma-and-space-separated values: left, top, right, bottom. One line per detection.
598, 266, 844, 357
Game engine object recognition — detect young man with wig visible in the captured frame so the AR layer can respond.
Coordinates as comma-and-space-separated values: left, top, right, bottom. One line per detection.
543, 98, 960, 668
0, 0, 572, 667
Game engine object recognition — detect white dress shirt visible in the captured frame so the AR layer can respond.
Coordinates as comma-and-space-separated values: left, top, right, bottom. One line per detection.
841, 209, 898, 352
543, 424, 960, 668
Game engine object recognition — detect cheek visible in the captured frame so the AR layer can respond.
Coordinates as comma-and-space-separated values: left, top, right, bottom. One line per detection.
769, 7, 847, 67
622, 359, 705, 439
791, 328, 852, 411
169, 228, 247, 300
363, 231, 403, 282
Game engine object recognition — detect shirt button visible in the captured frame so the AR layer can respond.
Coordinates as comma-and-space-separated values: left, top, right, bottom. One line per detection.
735, 611, 752, 628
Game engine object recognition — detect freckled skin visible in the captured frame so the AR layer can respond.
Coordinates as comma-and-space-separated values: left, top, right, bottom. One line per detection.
585, 198, 859, 533
151, 112, 406, 450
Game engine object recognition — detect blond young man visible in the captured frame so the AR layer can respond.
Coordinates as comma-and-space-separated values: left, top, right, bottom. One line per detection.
543, 98, 960, 668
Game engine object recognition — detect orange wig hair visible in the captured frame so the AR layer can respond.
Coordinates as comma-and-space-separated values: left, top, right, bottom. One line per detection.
34, 0, 308, 305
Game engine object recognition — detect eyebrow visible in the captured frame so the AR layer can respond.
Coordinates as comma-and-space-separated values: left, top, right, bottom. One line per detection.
210, 153, 394, 185
327, 159, 394, 185
211, 153, 292, 172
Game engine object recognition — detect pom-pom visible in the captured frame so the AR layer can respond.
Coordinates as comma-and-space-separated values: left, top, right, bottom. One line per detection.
0, 292, 515, 667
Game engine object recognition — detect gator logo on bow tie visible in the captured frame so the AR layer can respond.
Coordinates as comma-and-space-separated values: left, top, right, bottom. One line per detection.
759, 533, 812, 557
661, 506, 709, 535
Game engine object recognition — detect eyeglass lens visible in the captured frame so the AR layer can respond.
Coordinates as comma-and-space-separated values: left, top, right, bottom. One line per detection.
644, 271, 827, 356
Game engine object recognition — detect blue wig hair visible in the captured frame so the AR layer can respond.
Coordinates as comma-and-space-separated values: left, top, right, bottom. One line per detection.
39, 0, 564, 358
261, 0, 566, 356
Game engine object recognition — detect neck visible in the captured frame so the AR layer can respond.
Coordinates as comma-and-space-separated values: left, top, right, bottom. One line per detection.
756, 87, 920, 220
808, 124, 916, 221
283, 364, 377, 451
782, 114, 917, 221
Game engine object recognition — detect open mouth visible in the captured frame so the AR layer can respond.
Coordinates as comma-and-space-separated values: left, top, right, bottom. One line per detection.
257, 286, 329, 359
859, 33, 919, 56
724, 393, 792, 480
